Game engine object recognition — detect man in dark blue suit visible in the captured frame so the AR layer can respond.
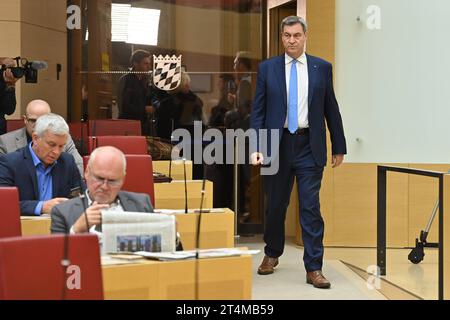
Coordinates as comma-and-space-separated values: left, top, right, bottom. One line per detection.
250, 16, 346, 289
0, 113, 83, 216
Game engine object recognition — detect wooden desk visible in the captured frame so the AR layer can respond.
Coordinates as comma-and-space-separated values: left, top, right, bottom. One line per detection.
154, 180, 213, 210
174, 209, 234, 250
20, 209, 235, 250
102, 254, 252, 300
20, 216, 51, 235
153, 160, 193, 180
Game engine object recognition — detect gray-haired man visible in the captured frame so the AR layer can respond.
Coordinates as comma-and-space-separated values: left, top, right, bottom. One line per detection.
0, 99, 84, 176
0, 113, 83, 216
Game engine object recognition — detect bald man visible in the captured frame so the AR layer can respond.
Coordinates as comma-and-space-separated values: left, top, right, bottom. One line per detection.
0, 99, 83, 175
50, 146, 184, 251
51, 146, 153, 234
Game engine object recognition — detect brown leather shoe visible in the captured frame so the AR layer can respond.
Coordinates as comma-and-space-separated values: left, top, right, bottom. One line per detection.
306, 270, 331, 289
257, 256, 279, 275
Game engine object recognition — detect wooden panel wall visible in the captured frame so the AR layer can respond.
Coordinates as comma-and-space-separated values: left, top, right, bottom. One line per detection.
1, 0, 67, 118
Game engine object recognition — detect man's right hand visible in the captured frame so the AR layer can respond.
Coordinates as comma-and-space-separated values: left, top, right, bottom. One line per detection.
42, 197, 68, 214
72, 202, 110, 233
251, 152, 264, 166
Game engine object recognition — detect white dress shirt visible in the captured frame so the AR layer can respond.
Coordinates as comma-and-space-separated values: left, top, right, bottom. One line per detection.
284, 52, 309, 129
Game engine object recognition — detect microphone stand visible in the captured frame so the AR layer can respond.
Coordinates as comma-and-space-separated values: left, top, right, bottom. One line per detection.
61, 193, 90, 300
80, 194, 90, 234
195, 166, 207, 300
61, 191, 88, 300
183, 158, 188, 214
169, 118, 174, 179
60, 229, 71, 300
80, 105, 88, 156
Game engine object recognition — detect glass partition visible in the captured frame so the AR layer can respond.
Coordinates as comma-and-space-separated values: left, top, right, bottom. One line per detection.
69, 0, 265, 233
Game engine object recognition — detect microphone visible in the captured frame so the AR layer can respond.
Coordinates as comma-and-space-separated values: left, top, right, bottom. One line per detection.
194, 165, 208, 300
61, 186, 84, 300
61, 225, 71, 300
169, 118, 174, 179
30, 60, 48, 70
79, 193, 90, 233
183, 158, 188, 214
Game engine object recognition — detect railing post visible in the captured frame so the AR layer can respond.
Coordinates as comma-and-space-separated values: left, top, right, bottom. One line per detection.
377, 165, 444, 299
439, 175, 444, 300
377, 166, 387, 276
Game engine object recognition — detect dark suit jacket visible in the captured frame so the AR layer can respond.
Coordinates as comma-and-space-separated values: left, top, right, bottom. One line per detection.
250, 54, 346, 167
0, 146, 83, 216
50, 191, 153, 234
0, 127, 84, 176
119, 72, 151, 134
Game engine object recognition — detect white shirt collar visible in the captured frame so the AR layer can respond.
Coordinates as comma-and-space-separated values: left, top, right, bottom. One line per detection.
285, 52, 307, 65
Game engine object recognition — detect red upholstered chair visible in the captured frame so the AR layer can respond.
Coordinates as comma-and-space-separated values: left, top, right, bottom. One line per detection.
0, 187, 21, 238
88, 135, 148, 155
68, 121, 89, 155
0, 234, 103, 300
89, 119, 141, 136
69, 120, 141, 155
83, 154, 155, 207
122, 155, 155, 207
6, 119, 24, 132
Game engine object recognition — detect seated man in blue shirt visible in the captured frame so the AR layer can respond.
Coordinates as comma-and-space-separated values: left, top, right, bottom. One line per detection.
0, 113, 83, 216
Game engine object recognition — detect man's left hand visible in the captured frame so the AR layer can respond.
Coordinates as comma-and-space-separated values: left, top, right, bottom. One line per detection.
331, 154, 344, 168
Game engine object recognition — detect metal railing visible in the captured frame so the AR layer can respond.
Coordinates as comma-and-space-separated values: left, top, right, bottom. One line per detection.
377, 165, 445, 300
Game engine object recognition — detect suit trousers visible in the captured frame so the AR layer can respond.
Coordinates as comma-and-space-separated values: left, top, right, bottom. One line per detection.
263, 131, 324, 272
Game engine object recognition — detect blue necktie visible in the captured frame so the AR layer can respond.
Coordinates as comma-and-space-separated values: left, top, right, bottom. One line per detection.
288, 59, 298, 134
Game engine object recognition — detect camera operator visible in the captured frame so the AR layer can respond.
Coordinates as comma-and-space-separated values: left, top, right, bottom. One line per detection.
0, 57, 19, 135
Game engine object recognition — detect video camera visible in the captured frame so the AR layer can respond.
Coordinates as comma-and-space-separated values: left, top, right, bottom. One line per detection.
0, 56, 48, 83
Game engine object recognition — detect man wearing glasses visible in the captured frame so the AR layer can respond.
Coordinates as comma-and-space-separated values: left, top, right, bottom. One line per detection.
0, 113, 83, 216
0, 99, 83, 176
51, 146, 183, 250
51, 146, 153, 234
